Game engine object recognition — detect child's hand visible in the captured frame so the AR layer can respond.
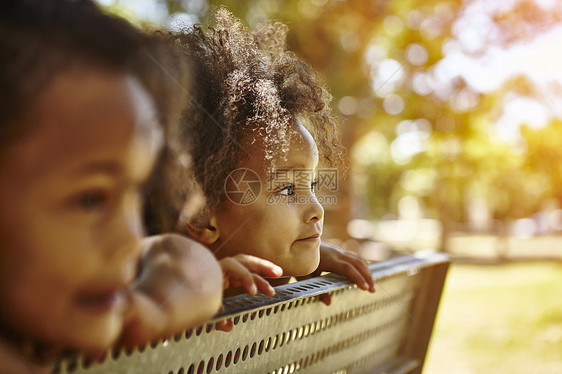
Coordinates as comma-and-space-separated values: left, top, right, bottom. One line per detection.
119, 234, 223, 348
216, 255, 282, 332
316, 242, 375, 293
220, 254, 283, 296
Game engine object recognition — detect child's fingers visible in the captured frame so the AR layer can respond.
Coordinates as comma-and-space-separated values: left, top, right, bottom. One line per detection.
318, 243, 375, 292
339, 253, 375, 293
353, 257, 375, 293
252, 274, 275, 296
223, 258, 259, 295
319, 293, 332, 306
215, 305, 233, 332
220, 257, 257, 295
120, 292, 166, 348
232, 254, 283, 278
339, 260, 375, 293
215, 319, 233, 332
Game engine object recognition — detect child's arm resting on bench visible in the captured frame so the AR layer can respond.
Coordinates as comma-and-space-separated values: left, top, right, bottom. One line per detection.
119, 234, 223, 348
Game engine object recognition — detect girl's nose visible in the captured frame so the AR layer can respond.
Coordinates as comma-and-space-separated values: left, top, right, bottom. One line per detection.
304, 194, 324, 223
105, 193, 144, 263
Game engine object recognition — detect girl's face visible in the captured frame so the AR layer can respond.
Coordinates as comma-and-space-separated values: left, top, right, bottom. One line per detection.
0, 68, 161, 352
213, 122, 324, 276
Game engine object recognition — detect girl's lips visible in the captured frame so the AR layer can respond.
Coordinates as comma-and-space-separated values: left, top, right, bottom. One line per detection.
296, 234, 321, 242
76, 289, 126, 313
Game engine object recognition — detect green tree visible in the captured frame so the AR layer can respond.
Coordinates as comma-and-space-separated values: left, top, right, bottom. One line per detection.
101, 0, 562, 252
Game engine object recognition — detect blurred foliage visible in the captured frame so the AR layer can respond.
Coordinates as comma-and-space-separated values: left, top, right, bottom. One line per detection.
201, 0, 562, 250
523, 119, 562, 204
101, 0, 562, 249
201, 0, 562, 237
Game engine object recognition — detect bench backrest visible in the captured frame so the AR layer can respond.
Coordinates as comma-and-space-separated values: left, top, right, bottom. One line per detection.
55, 252, 449, 374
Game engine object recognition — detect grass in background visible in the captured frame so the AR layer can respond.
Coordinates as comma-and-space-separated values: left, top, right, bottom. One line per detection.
424, 261, 562, 374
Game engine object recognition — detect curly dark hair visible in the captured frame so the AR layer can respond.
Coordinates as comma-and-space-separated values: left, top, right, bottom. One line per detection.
154, 8, 344, 231
1, 0, 141, 144
0, 0, 194, 233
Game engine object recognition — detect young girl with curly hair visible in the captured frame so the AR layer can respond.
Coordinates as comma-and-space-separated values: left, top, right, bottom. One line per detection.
146, 9, 375, 293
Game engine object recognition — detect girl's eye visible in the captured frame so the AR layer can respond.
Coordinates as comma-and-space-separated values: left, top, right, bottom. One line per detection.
311, 181, 318, 194
278, 184, 295, 196
76, 191, 109, 211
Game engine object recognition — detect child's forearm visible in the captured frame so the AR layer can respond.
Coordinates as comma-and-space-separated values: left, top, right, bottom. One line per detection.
138, 234, 223, 325
120, 234, 222, 347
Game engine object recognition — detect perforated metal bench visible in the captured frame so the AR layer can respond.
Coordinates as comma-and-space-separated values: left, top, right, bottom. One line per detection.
55, 252, 449, 374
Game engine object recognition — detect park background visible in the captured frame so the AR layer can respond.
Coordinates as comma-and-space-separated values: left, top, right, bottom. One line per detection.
98, 0, 562, 372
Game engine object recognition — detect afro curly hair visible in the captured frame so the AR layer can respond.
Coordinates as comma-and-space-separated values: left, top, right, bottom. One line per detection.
147, 8, 344, 233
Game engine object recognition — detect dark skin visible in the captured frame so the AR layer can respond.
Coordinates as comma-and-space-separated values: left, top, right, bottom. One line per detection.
315, 242, 375, 292
0, 69, 225, 365
219, 241, 375, 317
303, 242, 375, 306
188, 124, 374, 324
215, 254, 282, 332
121, 240, 281, 344
265, 242, 375, 306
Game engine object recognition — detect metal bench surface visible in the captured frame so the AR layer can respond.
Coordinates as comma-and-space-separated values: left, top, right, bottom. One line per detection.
55, 252, 449, 374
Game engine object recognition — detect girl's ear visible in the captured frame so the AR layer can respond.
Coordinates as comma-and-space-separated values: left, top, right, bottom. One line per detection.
184, 215, 220, 245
